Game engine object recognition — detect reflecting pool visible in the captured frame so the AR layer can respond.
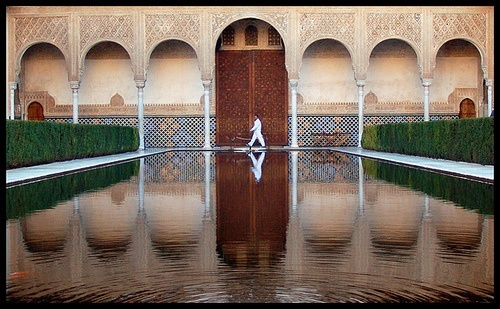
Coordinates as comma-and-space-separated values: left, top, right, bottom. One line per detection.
6, 150, 494, 303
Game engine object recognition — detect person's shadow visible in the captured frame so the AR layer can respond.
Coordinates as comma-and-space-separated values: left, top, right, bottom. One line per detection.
248, 151, 266, 183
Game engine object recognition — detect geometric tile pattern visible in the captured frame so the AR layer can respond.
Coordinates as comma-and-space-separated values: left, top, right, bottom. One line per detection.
47, 114, 457, 148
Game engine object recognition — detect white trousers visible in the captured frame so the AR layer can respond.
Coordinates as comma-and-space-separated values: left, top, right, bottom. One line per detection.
249, 131, 265, 146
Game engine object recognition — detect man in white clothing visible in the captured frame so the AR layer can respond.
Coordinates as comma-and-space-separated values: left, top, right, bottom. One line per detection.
247, 114, 265, 148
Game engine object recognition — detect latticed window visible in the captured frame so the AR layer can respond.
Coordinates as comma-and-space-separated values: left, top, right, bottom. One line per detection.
245, 25, 258, 46
268, 26, 281, 46
222, 26, 235, 45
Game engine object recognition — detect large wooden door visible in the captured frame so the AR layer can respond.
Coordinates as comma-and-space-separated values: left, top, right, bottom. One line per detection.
216, 50, 288, 146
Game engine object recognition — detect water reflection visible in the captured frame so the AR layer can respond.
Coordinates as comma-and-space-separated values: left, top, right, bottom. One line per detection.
216, 151, 288, 267
6, 150, 494, 303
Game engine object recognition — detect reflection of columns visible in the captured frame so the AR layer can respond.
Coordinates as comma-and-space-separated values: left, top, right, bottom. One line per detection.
485, 79, 493, 116
204, 151, 211, 214
285, 151, 303, 273
202, 81, 212, 149
289, 79, 299, 148
423, 195, 430, 218
201, 151, 216, 271
69, 196, 83, 282
422, 79, 432, 121
291, 151, 298, 214
138, 158, 145, 212
136, 81, 145, 149
356, 80, 365, 147
135, 157, 149, 277
6, 221, 10, 276
9, 82, 17, 119
70, 81, 80, 124
358, 157, 364, 213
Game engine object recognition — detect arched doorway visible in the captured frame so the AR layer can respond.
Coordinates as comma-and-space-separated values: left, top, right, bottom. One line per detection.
459, 98, 476, 118
216, 19, 288, 146
27, 102, 45, 121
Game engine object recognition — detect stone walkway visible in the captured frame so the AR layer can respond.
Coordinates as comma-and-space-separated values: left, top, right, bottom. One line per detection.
6, 147, 493, 187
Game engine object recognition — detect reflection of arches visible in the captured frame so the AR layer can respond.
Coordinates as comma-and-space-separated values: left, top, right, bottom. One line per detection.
459, 98, 476, 118
21, 204, 73, 255
27, 101, 44, 120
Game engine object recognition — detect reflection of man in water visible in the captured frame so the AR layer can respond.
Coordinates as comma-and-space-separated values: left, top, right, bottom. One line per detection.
248, 151, 266, 182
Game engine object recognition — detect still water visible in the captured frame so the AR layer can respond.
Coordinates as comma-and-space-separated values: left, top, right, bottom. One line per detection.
6, 150, 494, 303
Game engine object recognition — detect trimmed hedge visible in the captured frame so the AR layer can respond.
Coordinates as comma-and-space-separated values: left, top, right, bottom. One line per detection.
6, 120, 139, 169
361, 117, 494, 165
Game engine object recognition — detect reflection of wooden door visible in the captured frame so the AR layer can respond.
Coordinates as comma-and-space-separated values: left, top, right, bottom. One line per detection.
216, 50, 288, 146
216, 151, 289, 266
459, 98, 476, 118
27, 102, 44, 121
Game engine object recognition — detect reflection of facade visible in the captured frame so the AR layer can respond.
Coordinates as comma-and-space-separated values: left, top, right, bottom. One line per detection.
6, 151, 494, 301
216, 152, 289, 266
6, 6, 494, 149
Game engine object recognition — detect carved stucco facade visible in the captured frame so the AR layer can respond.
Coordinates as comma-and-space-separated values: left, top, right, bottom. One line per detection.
5, 6, 495, 126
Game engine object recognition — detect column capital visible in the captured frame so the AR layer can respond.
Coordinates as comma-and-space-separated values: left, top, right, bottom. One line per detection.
485, 78, 493, 87
9, 82, 17, 90
135, 80, 146, 88
202, 79, 212, 90
356, 80, 365, 87
289, 78, 299, 88
422, 78, 433, 87
69, 80, 80, 89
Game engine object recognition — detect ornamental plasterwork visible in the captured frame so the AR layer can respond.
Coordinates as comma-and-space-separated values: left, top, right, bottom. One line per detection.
145, 14, 201, 52
447, 88, 479, 111
366, 13, 421, 52
297, 101, 358, 114
262, 13, 288, 39
432, 13, 486, 50
79, 15, 134, 54
15, 16, 69, 56
212, 13, 239, 41
300, 13, 355, 50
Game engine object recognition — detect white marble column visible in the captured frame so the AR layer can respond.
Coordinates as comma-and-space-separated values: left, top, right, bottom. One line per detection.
136, 81, 145, 150
289, 79, 299, 148
485, 79, 493, 116
422, 79, 432, 121
70, 81, 80, 124
203, 81, 212, 149
5, 82, 17, 119
357, 80, 365, 147
8, 82, 17, 119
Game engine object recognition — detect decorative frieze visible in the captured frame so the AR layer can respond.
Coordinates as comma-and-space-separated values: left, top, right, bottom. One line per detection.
211, 13, 239, 41
366, 13, 421, 52
145, 13, 201, 51
262, 13, 288, 38
300, 13, 355, 50
15, 16, 69, 56
79, 15, 134, 54
433, 13, 486, 50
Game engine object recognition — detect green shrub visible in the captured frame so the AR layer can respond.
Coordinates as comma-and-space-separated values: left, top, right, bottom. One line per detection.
361, 117, 493, 165
6, 120, 139, 169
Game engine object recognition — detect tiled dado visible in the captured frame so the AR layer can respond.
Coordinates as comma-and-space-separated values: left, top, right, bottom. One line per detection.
47, 114, 458, 148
